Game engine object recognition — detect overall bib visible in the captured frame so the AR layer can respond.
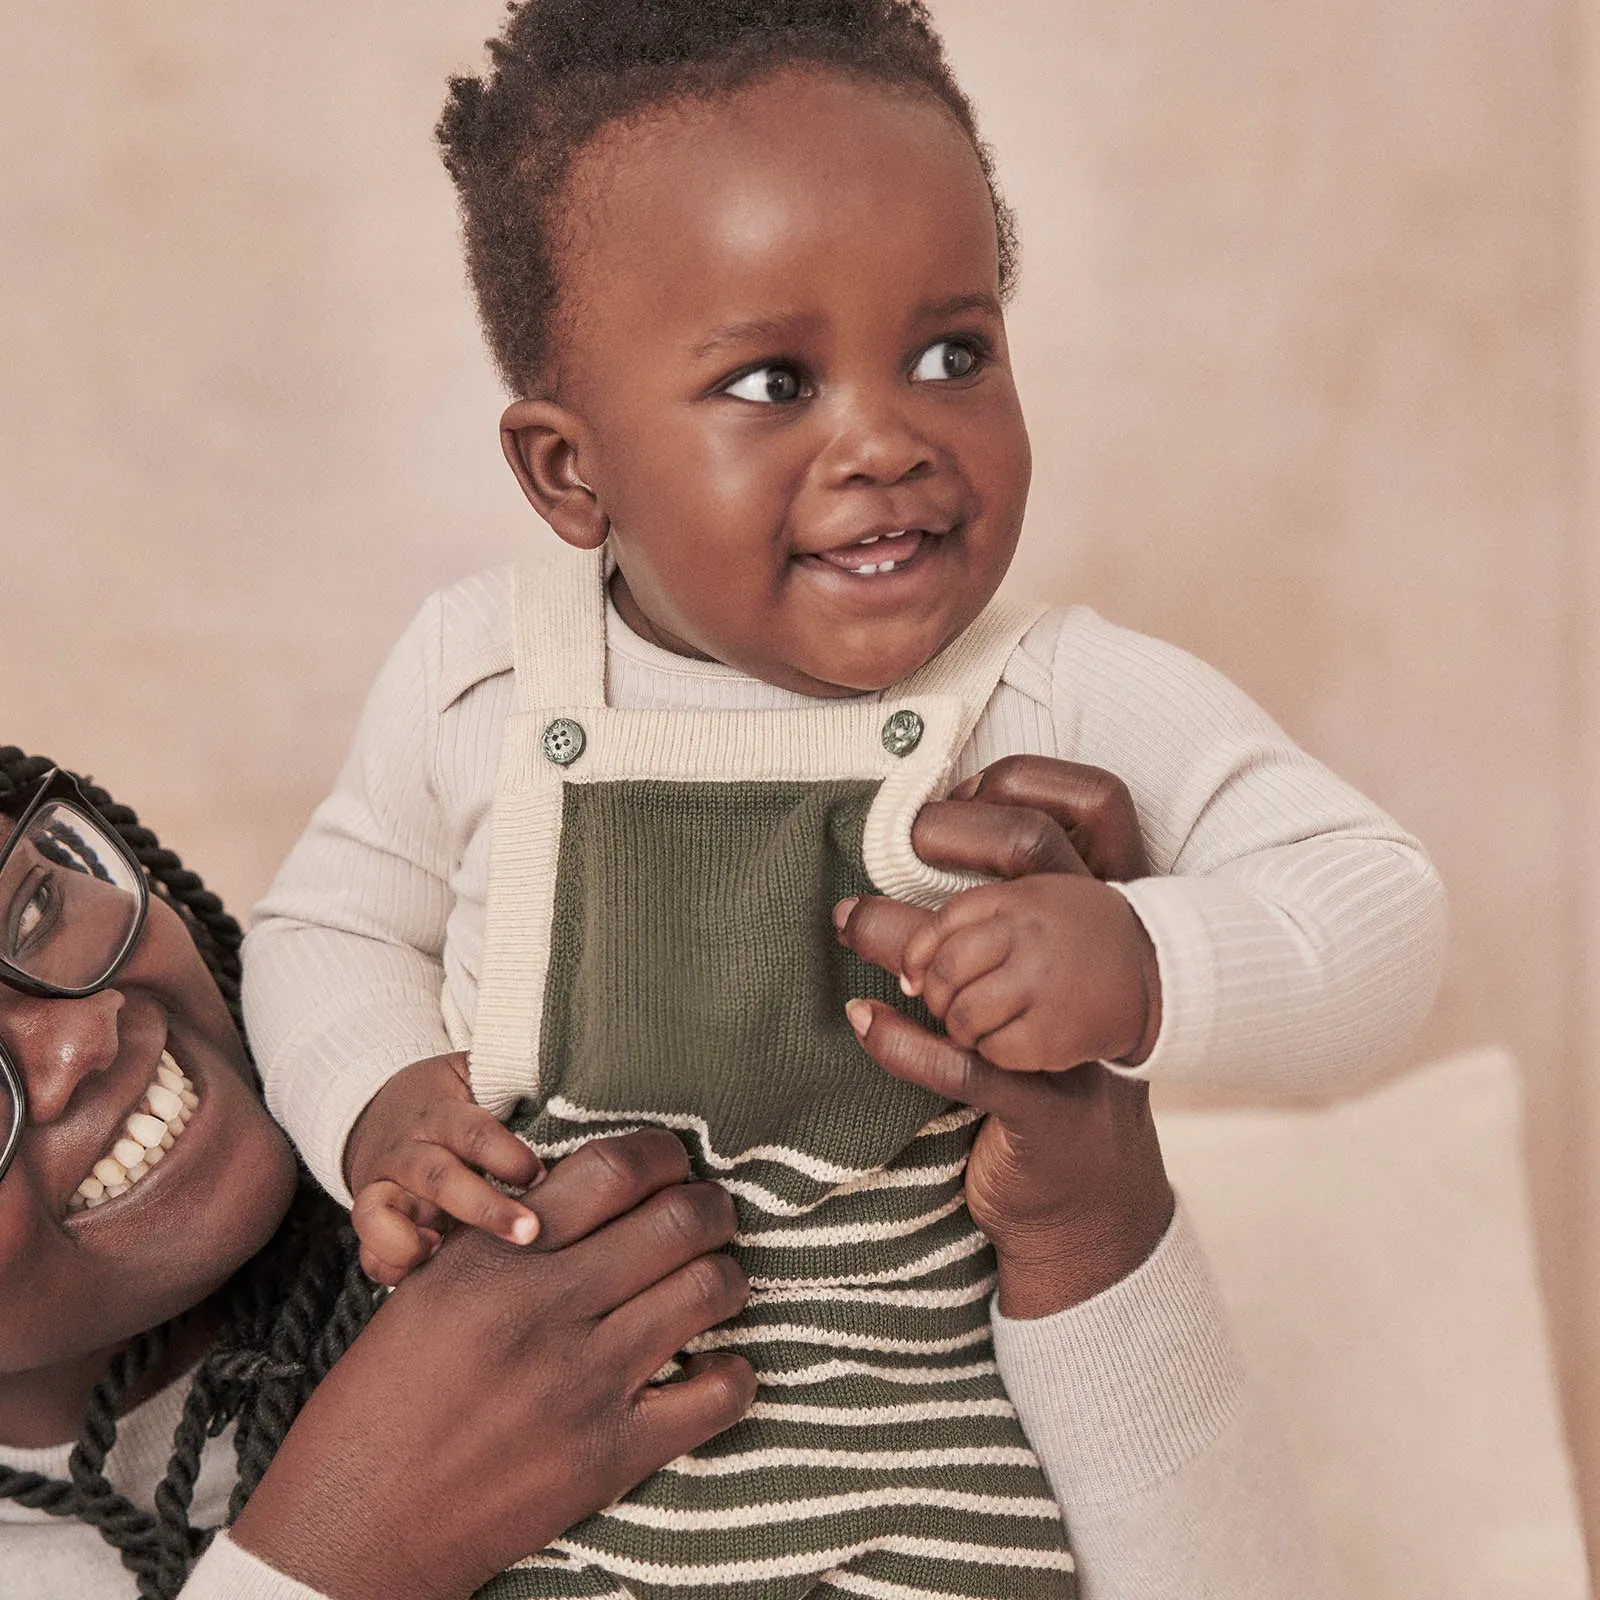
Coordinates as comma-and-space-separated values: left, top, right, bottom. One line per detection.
471, 546, 1075, 1600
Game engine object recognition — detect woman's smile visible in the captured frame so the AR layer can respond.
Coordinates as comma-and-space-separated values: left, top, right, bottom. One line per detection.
66, 1048, 199, 1216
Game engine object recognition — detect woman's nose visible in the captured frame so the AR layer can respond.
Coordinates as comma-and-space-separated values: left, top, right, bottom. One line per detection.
819, 386, 937, 488
0, 988, 124, 1125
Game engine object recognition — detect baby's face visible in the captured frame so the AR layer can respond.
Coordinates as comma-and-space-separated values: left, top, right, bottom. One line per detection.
548, 68, 1031, 697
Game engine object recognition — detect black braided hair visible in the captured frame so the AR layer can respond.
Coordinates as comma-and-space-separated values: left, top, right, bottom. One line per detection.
438, 0, 1019, 395
0, 747, 380, 1599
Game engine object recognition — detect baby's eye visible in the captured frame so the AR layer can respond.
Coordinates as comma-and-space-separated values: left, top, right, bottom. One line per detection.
912, 340, 982, 382
722, 365, 808, 404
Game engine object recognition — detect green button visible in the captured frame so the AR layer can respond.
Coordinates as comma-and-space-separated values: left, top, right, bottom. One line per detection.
881, 709, 924, 758
541, 717, 586, 767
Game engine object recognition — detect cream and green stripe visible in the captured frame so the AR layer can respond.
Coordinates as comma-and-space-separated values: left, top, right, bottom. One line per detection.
470, 547, 1070, 1598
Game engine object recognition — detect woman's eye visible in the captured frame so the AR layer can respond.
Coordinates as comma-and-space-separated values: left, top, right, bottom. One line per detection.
4, 875, 51, 961
912, 340, 981, 382
722, 365, 807, 404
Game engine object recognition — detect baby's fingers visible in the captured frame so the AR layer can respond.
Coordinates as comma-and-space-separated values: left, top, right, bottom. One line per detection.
351, 1180, 445, 1287
899, 889, 1008, 995
386, 1138, 542, 1247
907, 917, 1013, 1015
420, 1099, 544, 1188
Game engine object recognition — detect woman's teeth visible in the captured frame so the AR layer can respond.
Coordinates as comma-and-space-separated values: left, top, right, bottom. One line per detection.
68, 1051, 198, 1212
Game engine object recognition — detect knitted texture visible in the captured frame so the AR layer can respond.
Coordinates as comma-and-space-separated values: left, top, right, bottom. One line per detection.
490, 779, 1073, 1597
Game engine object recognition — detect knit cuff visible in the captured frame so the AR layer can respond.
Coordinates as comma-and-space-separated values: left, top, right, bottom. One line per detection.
991, 1202, 1244, 1511
185, 1532, 333, 1600
1104, 878, 1217, 1081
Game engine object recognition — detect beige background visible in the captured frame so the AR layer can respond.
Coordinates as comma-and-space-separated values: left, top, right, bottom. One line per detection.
2, 0, 1595, 1558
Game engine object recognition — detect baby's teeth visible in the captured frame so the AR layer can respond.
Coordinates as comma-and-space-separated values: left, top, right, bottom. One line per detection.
858, 563, 881, 577
146, 1083, 183, 1121
77, 1175, 106, 1203
111, 1137, 146, 1170
858, 534, 881, 546
128, 1113, 168, 1150
94, 1157, 128, 1188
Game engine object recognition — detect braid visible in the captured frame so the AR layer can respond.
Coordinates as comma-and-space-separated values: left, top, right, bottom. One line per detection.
0, 747, 381, 1597
438, 0, 1018, 394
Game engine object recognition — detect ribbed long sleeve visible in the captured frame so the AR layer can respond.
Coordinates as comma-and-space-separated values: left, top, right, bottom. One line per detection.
245, 565, 1443, 1200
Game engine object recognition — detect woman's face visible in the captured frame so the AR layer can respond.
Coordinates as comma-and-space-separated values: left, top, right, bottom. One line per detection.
0, 811, 298, 1384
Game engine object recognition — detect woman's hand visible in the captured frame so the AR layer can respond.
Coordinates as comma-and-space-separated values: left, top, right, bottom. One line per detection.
836, 757, 1174, 1318
231, 1129, 756, 1600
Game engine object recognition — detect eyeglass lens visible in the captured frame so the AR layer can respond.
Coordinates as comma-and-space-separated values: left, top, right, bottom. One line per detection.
0, 802, 143, 990
0, 1056, 19, 1172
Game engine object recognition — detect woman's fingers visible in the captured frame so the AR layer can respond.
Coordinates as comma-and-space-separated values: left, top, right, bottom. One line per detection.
601, 1250, 751, 1382
835, 888, 1012, 1000
833, 892, 927, 979
634, 1353, 759, 1464
911, 799, 1088, 880
525, 1127, 694, 1251
845, 999, 1051, 1121
951, 757, 1149, 881
559, 1180, 740, 1319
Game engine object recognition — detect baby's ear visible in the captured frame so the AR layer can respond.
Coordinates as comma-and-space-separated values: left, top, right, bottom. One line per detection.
500, 399, 608, 549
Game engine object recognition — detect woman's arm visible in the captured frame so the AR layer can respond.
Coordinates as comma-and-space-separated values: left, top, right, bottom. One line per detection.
837, 760, 1335, 1598
223, 1130, 756, 1600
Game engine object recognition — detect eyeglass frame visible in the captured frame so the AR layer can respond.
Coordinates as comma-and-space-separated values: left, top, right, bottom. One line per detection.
0, 769, 151, 1183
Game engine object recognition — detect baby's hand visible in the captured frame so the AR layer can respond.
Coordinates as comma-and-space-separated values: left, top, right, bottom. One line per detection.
839, 756, 1162, 1074
344, 1053, 545, 1286
889, 873, 1159, 1071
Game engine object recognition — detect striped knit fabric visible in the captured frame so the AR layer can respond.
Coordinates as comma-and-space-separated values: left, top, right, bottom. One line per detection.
469, 553, 1072, 1598
487, 1104, 1074, 1598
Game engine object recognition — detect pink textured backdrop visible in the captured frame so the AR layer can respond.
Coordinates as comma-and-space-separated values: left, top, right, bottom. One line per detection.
1, 0, 1593, 1554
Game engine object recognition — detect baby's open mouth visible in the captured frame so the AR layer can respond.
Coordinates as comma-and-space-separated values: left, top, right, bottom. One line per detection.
68, 1051, 198, 1212
812, 529, 929, 576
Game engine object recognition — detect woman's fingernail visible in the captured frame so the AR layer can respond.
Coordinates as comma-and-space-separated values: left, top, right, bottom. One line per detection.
511, 1214, 540, 1245
845, 999, 873, 1037
833, 897, 859, 931
899, 973, 919, 997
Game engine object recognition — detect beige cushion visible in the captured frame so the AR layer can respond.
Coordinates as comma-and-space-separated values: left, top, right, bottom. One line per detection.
1156, 1046, 1591, 1599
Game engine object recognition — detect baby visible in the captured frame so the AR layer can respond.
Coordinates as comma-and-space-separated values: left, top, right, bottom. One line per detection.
244, 3, 1445, 1596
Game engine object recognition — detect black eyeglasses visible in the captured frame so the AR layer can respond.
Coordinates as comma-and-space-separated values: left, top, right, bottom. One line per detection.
0, 771, 150, 1183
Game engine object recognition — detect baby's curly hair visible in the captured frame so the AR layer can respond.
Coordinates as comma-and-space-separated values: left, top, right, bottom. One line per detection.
438, 0, 1018, 396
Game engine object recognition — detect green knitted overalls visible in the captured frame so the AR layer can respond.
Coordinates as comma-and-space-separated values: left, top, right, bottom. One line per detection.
470, 547, 1075, 1600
